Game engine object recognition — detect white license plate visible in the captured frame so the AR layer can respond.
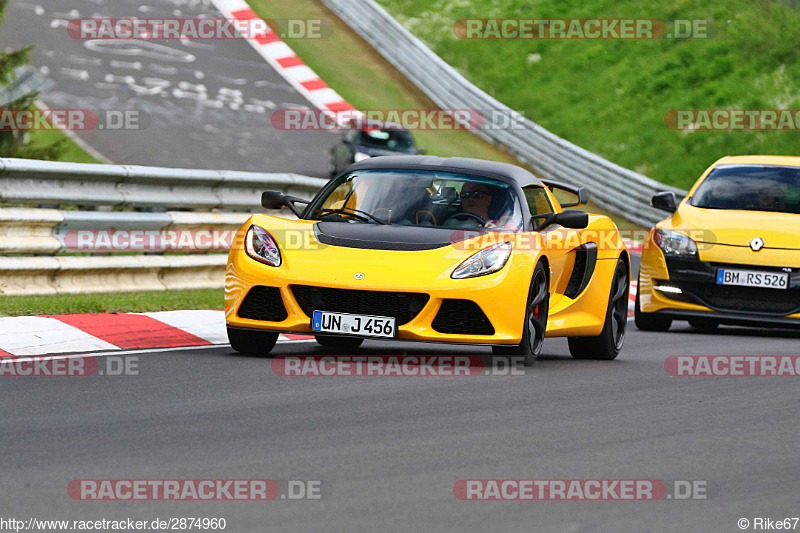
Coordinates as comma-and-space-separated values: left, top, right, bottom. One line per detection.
311, 311, 396, 338
716, 269, 789, 290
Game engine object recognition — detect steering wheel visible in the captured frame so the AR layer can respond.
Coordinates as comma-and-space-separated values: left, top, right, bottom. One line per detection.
446, 212, 487, 226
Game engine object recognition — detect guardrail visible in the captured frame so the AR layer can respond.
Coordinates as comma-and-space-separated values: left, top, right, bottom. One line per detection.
0, 158, 326, 209
321, 0, 687, 226
0, 158, 327, 296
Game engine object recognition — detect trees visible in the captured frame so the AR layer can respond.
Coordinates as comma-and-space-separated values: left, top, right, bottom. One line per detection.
0, 0, 63, 159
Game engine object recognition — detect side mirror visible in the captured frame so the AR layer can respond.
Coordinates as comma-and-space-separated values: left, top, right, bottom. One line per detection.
560, 187, 589, 208
533, 210, 589, 230
261, 190, 310, 217
553, 210, 589, 229
261, 191, 285, 209
651, 192, 678, 213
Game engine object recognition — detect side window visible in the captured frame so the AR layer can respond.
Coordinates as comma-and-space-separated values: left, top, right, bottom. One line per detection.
523, 186, 553, 217
523, 186, 554, 230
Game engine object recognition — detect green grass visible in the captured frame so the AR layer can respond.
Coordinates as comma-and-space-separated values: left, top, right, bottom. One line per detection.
0, 289, 223, 316
250, 0, 522, 163
376, 0, 800, 190
247, 0, 643, 231
26, 128, 102, 163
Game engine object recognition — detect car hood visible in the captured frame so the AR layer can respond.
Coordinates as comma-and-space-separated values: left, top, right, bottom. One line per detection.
671, 203, 800, 250
242, 215, 527, 287
314, 222, 488, 251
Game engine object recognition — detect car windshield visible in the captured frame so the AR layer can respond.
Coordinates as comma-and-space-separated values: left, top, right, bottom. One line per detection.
305, 169, 524, 230
355, 129, 417, 153
690, 165, 800, 214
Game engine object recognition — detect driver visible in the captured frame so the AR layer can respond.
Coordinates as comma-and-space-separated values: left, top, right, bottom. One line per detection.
460, 182, 516, 228
757, 187, 785, 211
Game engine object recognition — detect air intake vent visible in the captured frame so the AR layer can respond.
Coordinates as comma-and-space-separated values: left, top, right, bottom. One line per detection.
238, 286, 288, 322
431, 299, 495, 335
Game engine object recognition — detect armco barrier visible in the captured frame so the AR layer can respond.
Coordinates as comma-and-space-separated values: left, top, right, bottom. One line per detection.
0, 158, 326, 209
0, 158, 326, 296
0, 255, 227, 296
321, 0, 687, 226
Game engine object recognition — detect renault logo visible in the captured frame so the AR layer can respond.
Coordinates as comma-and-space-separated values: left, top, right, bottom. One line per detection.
354, 272, 365, 280
750, 237, 764, 251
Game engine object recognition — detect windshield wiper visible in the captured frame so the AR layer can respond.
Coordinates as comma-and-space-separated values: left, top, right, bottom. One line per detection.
693, 204, 728, 210
315, 207, 388, 224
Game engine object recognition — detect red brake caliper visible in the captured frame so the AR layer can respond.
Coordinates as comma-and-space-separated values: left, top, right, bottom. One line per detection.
533, 305, 539, 319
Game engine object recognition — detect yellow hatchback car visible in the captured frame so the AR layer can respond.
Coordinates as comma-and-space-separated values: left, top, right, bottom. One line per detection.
636, 155, 800, 331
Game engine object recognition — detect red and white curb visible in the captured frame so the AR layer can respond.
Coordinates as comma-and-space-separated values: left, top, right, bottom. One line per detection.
0, 311, 311, 357
209, 0, 356, 115
623, 240, 644, 254
1, 281, 638, 356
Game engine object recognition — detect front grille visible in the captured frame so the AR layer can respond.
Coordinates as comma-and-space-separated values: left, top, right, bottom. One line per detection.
431, 299, 495, 335
238, 286, 288, 322
291, 286, 429, 325
669, 282, 800, 315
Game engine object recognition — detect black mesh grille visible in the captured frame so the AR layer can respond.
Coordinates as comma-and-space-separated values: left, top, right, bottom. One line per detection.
431, 299, 495, 335
291, 286, 429, 325
670, 282, 800, 315
238, 286, 288, 322
565, 251, 588, 299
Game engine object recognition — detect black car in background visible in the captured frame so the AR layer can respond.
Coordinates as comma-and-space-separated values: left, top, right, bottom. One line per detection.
330, 123, 425, 175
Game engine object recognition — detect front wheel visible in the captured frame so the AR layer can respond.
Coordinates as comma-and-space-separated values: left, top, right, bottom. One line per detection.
634, 277, 672, 332
569, 257, 629, 360
227, 327, 279, 356
492, 262, 549, 366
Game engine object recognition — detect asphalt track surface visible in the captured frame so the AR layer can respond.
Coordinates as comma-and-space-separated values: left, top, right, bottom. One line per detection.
2, 0, 338, 174
3, 6, 800, 532
3, 304, 800, 531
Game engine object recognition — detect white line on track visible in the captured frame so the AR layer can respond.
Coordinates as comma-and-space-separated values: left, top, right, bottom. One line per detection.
1, 340, 319, 364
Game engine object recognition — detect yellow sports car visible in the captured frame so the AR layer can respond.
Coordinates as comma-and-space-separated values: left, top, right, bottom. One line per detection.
637, 155, 800, 331
226, 156, 630, 364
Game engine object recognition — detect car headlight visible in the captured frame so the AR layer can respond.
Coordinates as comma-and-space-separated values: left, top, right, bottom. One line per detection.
452, 242, 512, 279
354, 151, 371, 162
653, 229, 698, 258
245, 225, 281, 267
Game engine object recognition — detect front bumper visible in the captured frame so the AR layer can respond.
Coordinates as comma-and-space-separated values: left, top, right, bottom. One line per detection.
639, 240, 800, 327
225, 241, 537, 345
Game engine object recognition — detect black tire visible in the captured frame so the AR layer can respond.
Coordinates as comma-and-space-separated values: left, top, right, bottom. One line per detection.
492, 262, 549, 366
315, 335, 364, 350
227, 327, 279, 355
688, 317, 720, 331
569, 258, 629, 360
634, 277, 672, 332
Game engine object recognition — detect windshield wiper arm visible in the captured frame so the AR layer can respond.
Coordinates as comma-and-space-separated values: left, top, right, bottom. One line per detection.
315, 207, 388, 224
